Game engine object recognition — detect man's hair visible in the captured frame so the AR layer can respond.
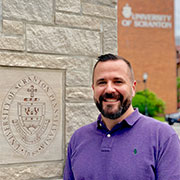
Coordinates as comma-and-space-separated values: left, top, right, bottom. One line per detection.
92, 53, 134, 83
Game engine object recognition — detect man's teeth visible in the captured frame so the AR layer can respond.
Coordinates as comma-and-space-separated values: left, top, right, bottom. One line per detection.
105, 99, 117, 102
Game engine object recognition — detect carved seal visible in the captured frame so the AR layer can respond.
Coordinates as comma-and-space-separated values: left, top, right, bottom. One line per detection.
1, 74, 59, 157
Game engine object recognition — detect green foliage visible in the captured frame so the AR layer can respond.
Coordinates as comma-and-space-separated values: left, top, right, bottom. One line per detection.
132, 89, 165, 117
153, 116, 165, 122
177, 77, 180, 89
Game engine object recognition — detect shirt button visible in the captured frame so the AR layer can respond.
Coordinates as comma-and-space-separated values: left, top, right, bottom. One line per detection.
107, 134, 111, 138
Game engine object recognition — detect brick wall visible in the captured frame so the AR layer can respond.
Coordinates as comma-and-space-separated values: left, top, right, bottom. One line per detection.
118, 0, 177, 114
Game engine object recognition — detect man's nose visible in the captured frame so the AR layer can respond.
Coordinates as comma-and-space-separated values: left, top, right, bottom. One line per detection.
105, 82, 116, 93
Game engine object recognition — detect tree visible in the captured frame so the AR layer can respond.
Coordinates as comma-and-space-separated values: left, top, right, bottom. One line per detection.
132, 89, 165, 117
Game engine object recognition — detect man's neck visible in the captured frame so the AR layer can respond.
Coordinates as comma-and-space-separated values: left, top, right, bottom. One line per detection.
101, 106, 134, 131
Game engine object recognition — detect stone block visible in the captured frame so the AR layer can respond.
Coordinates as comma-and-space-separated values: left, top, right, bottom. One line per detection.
66, 103, 99, 142
26, 24, 101, 56
82, 0, 117, 6
82, 3, 116, 19
56, 0, 81, 13
66, 69, 90, 87
56, 12, 101, 30
0, 36, 24, 51
103, 19, 117, 54
0, 0, 2, 32
0, 162, 63, 180
0, 52, 84, 69
66, 87, 93, 102
3, 0, 54, 24
0, 52, 94, 87
98, 0, 117, 6
64, 56, 93, 87
3, 20, 24, 35
0, 67, 64, 164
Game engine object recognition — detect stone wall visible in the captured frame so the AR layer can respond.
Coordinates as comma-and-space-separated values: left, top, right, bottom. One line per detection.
0, 0, 117, 179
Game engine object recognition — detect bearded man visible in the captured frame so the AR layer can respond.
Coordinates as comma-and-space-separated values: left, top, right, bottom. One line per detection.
64, 54, 180, 180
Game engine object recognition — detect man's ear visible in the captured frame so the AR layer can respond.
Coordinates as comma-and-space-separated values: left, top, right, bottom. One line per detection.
132, 81, 136, 97
92, 84, 94, 90
91, 83, 94, 90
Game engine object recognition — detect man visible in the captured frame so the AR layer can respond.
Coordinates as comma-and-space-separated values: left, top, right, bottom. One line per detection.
64, 53, 180, 180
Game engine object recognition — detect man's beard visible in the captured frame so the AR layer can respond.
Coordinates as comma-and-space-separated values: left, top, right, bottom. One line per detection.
94, 92, 131, 120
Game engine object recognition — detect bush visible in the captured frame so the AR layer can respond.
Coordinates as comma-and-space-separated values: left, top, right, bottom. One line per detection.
132, 89, 165, 117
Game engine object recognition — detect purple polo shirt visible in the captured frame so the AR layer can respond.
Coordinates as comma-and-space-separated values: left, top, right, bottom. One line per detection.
64, 109, 180, 180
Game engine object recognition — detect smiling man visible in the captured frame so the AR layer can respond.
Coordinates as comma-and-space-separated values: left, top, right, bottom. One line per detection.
64, 54, 180, 180
92, 55, 136, 130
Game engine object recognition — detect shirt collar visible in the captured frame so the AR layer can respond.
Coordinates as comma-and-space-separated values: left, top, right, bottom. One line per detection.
96, 114, 105, 129
96, 108, 141, 129
123, 108, 141, 126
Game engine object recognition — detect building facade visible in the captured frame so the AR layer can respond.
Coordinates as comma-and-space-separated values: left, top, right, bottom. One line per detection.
118, 0, 177, 114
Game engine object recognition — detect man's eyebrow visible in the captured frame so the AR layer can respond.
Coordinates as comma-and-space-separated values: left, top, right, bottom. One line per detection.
113, 77, 125, 81
113, 77, 123, 80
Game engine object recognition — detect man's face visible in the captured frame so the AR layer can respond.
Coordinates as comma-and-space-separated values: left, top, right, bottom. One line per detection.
92, 60, 136, 120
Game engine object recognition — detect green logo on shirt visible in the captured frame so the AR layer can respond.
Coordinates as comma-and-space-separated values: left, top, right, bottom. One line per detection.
134, 148, 137, 155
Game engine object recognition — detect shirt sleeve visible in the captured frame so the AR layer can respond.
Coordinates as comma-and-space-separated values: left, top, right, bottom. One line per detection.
63, 142, 75, 180
156, 134, 180, 180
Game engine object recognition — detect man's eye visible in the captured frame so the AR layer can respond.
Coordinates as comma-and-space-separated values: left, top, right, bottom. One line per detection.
114, 81, 122, 84
98, 81, 106, 85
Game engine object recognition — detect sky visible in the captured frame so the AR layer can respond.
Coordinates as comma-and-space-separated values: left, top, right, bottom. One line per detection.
175, 0, 180, 37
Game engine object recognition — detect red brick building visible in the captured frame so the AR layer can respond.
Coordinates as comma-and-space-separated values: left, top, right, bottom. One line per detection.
118, 0, 177, 113
176, 46, 180, 108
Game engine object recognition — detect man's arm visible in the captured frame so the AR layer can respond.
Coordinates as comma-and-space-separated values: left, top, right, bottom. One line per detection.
63, 143, 75, 180
156, 134, 180, 180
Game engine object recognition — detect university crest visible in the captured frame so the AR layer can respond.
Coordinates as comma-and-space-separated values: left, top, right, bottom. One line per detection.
1, 75, 59, 157
13, 85, 50, 145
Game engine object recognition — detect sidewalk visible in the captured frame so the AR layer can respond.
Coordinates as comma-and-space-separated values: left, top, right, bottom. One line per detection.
172, 123, 180, 138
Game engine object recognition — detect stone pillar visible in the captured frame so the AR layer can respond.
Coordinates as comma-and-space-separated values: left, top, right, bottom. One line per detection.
0, 0, 117, 179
